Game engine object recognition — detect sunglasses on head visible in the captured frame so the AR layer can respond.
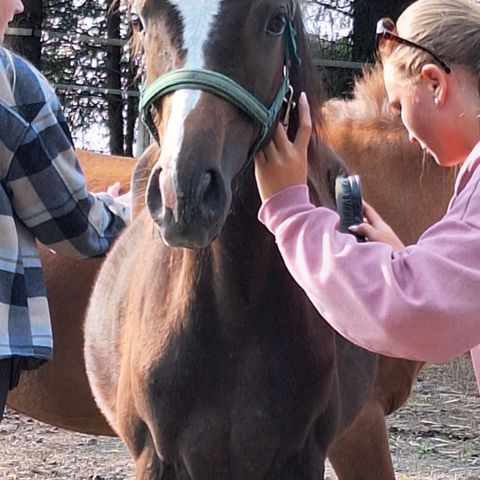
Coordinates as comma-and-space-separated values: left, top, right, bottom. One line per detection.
376, 17, 451, 74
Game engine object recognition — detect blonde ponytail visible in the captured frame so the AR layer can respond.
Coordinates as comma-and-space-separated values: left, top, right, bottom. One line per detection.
380, 0, 480, 83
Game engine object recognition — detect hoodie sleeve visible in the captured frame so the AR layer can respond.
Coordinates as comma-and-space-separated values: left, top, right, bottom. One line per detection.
258, 184, 480, 363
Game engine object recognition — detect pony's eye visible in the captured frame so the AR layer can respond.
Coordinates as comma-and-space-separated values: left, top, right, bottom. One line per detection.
131, 13, 145, 33
266, 13, 288, 36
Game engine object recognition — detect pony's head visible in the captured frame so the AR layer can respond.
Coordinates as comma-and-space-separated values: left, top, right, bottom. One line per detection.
132, 0, 321, 248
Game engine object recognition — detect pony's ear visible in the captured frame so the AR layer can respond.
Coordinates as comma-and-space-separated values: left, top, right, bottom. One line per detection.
132, 143, 161, 217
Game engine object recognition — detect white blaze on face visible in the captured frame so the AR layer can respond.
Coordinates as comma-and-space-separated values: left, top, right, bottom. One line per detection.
161, 0, 223, 164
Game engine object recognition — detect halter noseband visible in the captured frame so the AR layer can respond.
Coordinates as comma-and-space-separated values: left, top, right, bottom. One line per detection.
139, 0, 300, 161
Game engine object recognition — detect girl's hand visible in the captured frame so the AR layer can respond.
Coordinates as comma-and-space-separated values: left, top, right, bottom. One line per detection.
106, 181, 131, 208
106, 181, 122, 197
254, 92, 312, 202
349, 201, 405, 251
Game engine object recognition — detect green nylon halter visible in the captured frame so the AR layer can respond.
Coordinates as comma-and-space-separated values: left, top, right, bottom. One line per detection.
139, 0, 299, 160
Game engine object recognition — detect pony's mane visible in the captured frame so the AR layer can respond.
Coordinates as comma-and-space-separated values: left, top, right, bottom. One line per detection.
285, 13, 349, 206
287, 8, 324, 138
321, 63, 405, 133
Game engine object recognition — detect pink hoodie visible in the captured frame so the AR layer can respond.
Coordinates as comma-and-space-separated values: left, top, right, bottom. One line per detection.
258, 141, 480, 391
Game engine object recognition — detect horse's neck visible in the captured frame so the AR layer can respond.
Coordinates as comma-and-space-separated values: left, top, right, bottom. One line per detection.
212, 172, 284, 303
307, 131, 347, 209
149, 135, 345, 313
152, 170, 286, 315
132, 169, 272, 287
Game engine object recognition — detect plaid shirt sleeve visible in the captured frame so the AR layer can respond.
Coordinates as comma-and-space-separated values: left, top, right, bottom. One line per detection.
2, 52, 128, 259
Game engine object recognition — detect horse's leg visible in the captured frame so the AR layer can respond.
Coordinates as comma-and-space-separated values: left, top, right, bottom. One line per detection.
327, 399, 394, 480
116, 404, 166, 479
113, 369, 175, 480
282, 456, 326, 480
327, 357, 422, 480
267, 449, 326, 480
134, 439, 170, 480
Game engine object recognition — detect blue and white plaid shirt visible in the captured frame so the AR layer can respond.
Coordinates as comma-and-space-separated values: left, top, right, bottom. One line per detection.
0, 49, 129, 361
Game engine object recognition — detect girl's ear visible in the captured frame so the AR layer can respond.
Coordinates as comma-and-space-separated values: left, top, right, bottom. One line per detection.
420, 64, 448, 107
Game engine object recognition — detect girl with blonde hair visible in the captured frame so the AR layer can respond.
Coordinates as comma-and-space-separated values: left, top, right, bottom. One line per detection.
254, 0, 480, 389
0, 0, 129, 420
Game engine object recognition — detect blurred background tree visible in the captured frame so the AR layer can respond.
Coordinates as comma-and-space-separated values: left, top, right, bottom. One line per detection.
304, 0, 412, 97
6, 0, 139, 155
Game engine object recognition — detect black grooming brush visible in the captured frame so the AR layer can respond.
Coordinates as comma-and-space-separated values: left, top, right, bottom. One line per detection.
335, 175, 366, 242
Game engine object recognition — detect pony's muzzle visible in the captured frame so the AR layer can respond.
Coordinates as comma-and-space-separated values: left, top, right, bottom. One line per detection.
146, 164, 227, 248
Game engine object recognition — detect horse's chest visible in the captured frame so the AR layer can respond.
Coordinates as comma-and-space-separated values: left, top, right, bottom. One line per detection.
134, 315, 336, 475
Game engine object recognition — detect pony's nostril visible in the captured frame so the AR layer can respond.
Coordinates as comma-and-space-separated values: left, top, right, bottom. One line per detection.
159, 168, 179, 221
146, 167, 163, 218
200, 170, 222, 217
199, 171, 213, 199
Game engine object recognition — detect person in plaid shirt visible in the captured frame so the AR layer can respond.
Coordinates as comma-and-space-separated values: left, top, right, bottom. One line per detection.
0, 0, 130, 420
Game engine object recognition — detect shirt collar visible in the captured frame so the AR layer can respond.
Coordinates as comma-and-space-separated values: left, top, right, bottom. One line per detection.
453, 140, 480, 197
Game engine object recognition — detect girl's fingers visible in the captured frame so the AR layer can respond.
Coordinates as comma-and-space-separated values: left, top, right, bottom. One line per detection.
349, 223, 374, 239
266, 92, 312, 157
107, 181, 122, 197
294, 92, 312, 150
362, 201, 385, 226
254, 150, 266, 165
350, 221, 405, 251
272, 122, 289, 151
264, 137, 279, 162
256, 92, 312, 168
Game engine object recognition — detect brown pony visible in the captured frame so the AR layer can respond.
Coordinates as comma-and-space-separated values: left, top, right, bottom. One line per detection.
81, 1, 425, 479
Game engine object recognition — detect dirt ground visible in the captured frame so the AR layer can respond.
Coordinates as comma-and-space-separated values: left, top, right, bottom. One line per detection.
0, 356, 478, 480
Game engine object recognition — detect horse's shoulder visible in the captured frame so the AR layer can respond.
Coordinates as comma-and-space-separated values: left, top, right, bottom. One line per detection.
76, 150, 135, 193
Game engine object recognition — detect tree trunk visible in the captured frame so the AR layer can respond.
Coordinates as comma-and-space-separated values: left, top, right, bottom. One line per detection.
352, 0, 412, 63
125, 68, 139, 158
4, 0, 43, 68
106, 0, 124, 155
